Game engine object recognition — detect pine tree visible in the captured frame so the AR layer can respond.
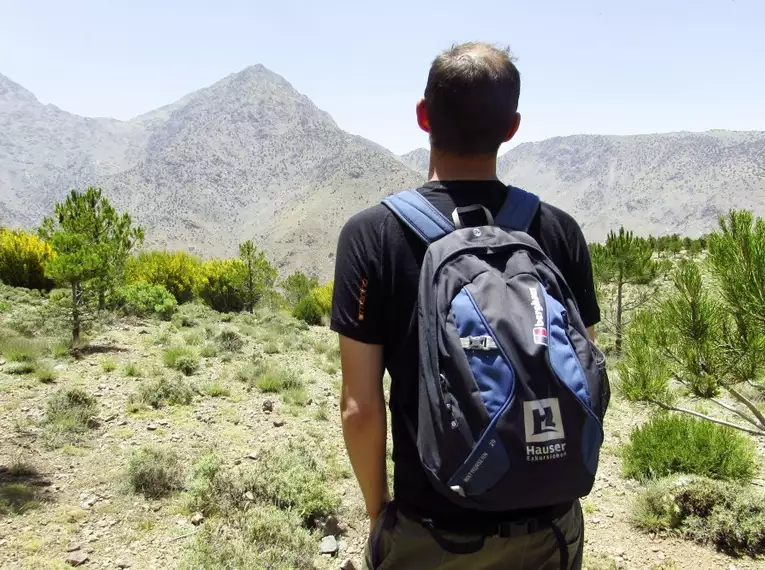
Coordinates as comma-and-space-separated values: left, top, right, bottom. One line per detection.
619, 210, 765, 436
282, 271, 320, 307
39, 187, 143, 343
591, 227, 659, 354
238, 240, 277, 313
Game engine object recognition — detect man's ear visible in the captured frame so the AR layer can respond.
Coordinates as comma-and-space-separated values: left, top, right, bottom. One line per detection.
503, 112, 521, 143
416, 98, 430, 133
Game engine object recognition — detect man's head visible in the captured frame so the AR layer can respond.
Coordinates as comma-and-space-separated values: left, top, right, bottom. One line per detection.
417, 42, 521, 157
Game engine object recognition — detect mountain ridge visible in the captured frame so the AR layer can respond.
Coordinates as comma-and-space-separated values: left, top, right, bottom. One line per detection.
2, 67, 764, 279
0, 66, 423, 278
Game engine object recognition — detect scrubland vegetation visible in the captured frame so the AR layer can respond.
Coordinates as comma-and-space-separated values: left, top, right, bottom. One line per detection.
0, 187, 763, 569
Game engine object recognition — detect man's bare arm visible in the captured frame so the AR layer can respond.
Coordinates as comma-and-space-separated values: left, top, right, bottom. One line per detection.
338, 334, 390, 524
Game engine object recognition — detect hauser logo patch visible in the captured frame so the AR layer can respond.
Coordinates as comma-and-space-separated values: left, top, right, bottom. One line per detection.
524, 398, 567, 462
528, 287, 549, 346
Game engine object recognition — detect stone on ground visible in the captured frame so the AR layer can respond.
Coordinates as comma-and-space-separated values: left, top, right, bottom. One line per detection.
320, 535, 338, 556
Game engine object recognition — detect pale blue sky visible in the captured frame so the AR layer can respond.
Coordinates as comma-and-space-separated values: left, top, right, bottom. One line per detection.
1, 0, 763, 154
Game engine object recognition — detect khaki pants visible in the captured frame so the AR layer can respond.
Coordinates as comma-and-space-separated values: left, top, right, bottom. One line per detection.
364, 500, 584, 570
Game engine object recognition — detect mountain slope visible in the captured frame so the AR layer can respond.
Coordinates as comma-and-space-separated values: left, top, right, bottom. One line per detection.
398, 147, 430, 176
496, 131, 765, 240
0, 68, 422, 278
400, 131, 765, 240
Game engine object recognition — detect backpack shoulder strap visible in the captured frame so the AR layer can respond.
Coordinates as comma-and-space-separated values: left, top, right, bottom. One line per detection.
494, 186, 541, 233
381, 190, 455, 245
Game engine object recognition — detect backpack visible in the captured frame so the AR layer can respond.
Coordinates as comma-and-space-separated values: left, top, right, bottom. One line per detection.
381, 186, 610, 512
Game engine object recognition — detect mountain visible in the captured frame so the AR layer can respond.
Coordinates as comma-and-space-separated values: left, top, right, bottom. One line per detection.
496, 131, 765, 240
402, 131, 765, 240
398, 148, 430, 176
0, 67, 422, 279
3, 67, 765, 280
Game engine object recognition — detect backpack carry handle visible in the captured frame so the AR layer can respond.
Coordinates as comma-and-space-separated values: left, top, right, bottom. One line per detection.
451, 204, 494, 229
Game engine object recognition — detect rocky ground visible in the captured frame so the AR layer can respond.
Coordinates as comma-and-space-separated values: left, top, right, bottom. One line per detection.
0, 295, 763, 570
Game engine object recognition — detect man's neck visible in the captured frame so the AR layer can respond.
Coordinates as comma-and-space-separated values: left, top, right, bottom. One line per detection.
428, 149, 499, 182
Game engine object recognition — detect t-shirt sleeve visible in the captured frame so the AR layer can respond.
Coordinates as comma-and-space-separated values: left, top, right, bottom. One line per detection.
330, 208, 386, 345
560, 213, 601, 328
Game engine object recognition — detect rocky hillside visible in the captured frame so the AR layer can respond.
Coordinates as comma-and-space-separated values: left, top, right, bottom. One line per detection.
0, 68, 422, 279
403, 131, 765, 240
398, 147, 430, 177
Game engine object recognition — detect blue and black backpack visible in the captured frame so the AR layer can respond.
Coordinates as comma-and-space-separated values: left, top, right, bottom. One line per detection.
381, 185, 610, 511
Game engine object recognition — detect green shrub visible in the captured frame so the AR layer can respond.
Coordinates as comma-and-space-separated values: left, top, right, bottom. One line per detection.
314, 402, 329, 421
123, 362, 143, 378
135, 375, 195, 409
216, 328, 245, 352
201, 379, 230, 398
101, 358, 117, 372
292, 295, 323, 326
128, 446, 184, 499
622, 413, 757, 482
281, 271, 319, 307
185, 440, 339, 526
632, 475, 765, 556
185, 453, 224, 516
112, 283, 177, 320
181, 508, 315, 570
0, 335, 43, 363
0, 228, 54, 291
183, 329, 205, 346
127, 250, 203, 304
198, 259, 246, 313
200, 343, 218, 358
0, 483, 40, 515
254, 365, 303, 394
163, 346, 200, 376
311, 281, 333, 315
34, 363, 57, 383
43, 388, 98, 433
6, 362, 36, 375
284, 387, 308, 407
234, 441, 340, 524
235, 363, 263, 385
171, 302, 213, 328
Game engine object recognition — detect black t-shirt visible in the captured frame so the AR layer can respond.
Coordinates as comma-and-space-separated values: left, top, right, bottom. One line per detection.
330, 180, 600, 529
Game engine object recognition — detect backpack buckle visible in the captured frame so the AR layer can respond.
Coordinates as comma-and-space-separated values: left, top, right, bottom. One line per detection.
461, 336, 497, 351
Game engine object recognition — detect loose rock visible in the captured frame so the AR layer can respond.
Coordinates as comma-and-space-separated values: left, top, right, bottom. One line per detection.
66, 543, 84, 552
191, 512, 205, 526
262, 400, 274, 413
147, 423, 158, 431
340, 559, 357, 570
66, 551, 89, 566
116, 559, 132, 569
320, 535, 338, 556
273, 419, 286, 427
323, 515, 348, 537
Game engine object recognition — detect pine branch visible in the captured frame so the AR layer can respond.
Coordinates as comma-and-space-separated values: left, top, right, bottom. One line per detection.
646, 398, 765, 436
726, 386, 765, 429
709, 396, 765, 430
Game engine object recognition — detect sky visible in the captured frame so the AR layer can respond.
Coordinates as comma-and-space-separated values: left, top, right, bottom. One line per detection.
1, 0, 764, 155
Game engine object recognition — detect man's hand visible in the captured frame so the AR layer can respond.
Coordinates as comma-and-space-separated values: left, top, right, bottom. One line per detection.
338, 334, 390, 526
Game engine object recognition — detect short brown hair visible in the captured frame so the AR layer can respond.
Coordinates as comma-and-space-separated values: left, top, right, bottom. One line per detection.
424, 42, 520, 156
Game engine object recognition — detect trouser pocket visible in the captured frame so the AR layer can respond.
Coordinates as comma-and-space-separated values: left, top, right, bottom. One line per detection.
366, 502, 398, 570
550, 500, 584, 570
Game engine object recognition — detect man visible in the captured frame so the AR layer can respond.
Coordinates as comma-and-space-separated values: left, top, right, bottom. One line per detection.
330, 41, 600, 569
